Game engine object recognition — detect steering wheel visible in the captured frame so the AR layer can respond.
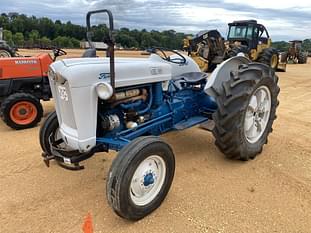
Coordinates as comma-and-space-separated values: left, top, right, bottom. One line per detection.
151, 47, 187, 65
52, 48, 67, 61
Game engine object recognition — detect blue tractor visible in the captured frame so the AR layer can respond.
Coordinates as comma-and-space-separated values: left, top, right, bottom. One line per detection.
40, 10, 280, 220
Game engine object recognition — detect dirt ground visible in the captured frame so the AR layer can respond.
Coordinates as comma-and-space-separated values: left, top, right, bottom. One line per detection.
1, 50, 311, 233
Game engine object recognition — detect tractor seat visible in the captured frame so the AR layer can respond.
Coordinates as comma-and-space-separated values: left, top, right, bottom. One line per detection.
173, 72, 208, 84
82, 48, 97, 58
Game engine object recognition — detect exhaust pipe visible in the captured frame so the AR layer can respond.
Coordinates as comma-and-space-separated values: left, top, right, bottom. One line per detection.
86, 9, 116, 93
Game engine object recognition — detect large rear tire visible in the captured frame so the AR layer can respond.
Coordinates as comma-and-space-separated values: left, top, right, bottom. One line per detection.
1, 93, 43, 130
257, 48, 279, 71
106, 136, 175, 220
298, 52, 307, 64
0, 43, 15, 57
212, 63, 280, 160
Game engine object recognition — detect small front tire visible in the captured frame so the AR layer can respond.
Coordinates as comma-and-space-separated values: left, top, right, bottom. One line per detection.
106, 136, 175, 220
39, 111, 84, 161
39, 111, 58, 155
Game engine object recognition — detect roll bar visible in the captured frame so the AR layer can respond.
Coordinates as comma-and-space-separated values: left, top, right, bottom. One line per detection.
86, 9, 116, 92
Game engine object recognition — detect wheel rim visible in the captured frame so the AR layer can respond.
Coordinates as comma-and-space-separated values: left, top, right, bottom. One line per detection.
9, 101, 38, 125
0, 50, 11, 57
244, 86, 271, 144
130, 155, 166, 206
271, 54, 278, 68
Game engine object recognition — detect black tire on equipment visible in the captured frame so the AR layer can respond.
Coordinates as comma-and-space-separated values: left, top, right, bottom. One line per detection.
212, 63, 280, 160
227, 45, 248, 58
1, 93, 43, 130
0, 43, 15, 57
298, 52, 307, 64
39, 111, 87, 164
257, 48, 279, 70
39, 111, 58, 155
106, 136, 175, 220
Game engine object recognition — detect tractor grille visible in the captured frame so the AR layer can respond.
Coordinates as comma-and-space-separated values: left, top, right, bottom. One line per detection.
53, 81, 77, 130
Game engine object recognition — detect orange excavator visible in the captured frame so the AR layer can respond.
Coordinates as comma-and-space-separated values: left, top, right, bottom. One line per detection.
0, 48, 67, 129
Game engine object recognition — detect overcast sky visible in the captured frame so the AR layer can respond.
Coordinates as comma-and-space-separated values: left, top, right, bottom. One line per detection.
1, 0, 311, 41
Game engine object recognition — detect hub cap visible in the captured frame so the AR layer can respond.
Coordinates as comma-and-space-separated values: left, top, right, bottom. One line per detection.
9, 101, 37, 125
130, 155, 166, 206
244, 86, 271, 144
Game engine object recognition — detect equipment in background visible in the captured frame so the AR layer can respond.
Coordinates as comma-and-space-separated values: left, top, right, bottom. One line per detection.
0, 48, 67, 129
286, 40, 308, 64
183, 30, 226, 72
184, 20, 287, 72
0, 27, 16, 57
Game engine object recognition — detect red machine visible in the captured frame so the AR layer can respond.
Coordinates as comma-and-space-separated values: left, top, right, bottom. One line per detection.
0, 49, 66, 129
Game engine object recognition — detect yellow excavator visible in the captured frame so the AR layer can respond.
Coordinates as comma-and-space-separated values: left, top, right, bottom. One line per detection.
184, 20, 287, 72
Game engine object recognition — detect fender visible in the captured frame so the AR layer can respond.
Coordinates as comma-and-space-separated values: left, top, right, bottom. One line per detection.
204, 55, 251, 97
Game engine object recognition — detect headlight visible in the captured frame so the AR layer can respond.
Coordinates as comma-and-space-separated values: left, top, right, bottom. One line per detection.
48, 67, 57, 81
96, 82, 113, 100
48, 68, 66, 83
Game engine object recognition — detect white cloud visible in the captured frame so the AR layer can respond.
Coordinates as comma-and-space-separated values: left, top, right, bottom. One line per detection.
224, 0, 311, 10
0, 0, 310, 41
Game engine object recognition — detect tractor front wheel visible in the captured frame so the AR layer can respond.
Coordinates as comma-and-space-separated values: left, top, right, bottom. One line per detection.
39, 111, 88, 168
1, 93, 43, 129
257, 48, 279, 70
212, 63, 280, 160
106, 136, 175, 220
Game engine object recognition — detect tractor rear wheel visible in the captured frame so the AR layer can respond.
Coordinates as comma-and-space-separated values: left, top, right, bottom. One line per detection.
212, 63, 280, 160
257, 48, 279, 70
298, 52, 307, 64
106, 136, 175, 220
0, 43, 15, 57
1, 93, 43, 129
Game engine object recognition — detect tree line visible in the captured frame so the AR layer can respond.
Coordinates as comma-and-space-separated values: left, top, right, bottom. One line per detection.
0, 12, 188, 49
1, 12, 311, 51
272, 39, 311, 52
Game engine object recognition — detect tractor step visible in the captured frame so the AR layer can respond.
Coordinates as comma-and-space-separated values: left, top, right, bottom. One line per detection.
174, 116, 208, 130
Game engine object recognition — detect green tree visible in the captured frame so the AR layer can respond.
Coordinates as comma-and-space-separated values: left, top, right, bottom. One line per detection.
0, 12, 193, 50
13, 32, 24, 47
302, 39, 311, 51
40, 36, 52, 48
3, 29, 13, 45
70, 37, 80, 48
272, 41, 289, 52
28, 29, 40, 46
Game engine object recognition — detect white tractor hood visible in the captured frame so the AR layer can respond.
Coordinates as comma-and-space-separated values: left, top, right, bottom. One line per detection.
51, 54, 173, 88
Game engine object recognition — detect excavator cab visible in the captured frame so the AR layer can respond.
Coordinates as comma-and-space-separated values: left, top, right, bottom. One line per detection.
227, 20, 271, 56
226, 20, 283, 71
